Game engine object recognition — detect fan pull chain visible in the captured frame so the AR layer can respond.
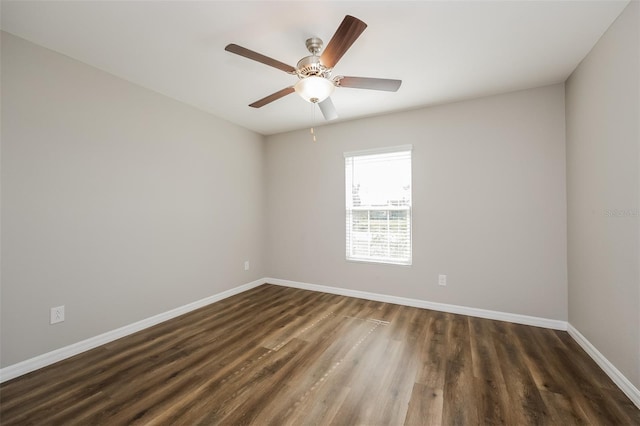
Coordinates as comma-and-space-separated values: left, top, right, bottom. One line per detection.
310, 101, 317, 142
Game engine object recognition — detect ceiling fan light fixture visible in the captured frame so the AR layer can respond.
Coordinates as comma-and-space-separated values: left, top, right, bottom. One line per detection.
294, 76, 335, 103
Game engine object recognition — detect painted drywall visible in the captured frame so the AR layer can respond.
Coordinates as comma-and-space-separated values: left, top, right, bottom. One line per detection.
566, 1, 640, 389
265, 84, 568, 321
0, 32, 265, 367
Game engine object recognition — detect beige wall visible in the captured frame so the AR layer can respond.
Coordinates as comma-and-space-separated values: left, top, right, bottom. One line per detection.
0, 33, 266, 367
265, 84, 568, 321
566, 1, 640, 388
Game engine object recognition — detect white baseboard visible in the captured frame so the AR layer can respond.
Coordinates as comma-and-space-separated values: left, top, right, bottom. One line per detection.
7, 275, 638, 413
567, 324, 640, 409
265, 277, 568, 330
269, 278, 640, 408
0, 278, 265, 384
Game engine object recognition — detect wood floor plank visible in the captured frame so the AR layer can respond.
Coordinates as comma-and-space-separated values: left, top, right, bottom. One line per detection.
539, 389, 589, 426
468, 317, 514, 425
405, 383, 443, 426
236, 319, 379, 425
324, 322, 395, 425
441, 313, 479, 426
415, 310, 449, 389
547, 328, 640, 424
274, 319, 396, 425
492, 321, 552, 425
1, 284, 638, 425
513, 325, 593, 424
210, 318, 376, 425
331, 306, 419, 425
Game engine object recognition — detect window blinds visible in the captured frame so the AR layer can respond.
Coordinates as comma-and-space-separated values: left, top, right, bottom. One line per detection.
345, 146, 412, 265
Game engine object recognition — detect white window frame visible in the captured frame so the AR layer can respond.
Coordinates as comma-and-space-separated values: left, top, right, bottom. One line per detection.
344, 145, 412, 266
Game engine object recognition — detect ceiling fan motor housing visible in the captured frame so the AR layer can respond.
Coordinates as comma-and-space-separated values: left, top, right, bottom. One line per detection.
296, 55, 332, 79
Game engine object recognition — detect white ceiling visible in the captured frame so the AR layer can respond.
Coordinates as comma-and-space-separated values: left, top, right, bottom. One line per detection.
0, 1, 629, 135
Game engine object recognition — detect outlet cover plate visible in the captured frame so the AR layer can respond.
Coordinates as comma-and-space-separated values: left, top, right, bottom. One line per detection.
50, 305, 65, 324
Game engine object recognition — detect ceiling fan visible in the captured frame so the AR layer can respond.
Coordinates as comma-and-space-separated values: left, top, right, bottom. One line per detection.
224, 15, 402, 121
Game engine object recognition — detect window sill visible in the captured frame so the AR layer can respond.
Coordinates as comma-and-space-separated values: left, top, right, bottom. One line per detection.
346, 258, 412, 267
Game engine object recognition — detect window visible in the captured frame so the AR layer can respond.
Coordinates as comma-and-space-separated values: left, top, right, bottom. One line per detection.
345, 145, 412, 265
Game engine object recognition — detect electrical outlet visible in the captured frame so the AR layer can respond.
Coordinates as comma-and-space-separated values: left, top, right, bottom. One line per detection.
244, 260, 250, 271
438, 274, 447, 286
50, 305, 65, 324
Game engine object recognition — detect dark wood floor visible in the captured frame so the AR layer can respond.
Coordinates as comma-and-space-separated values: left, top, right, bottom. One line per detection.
1, 284, 638, 425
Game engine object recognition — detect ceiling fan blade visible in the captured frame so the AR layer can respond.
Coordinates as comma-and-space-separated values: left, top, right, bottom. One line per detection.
249, 87, 295, 108
225, 44, 296, 73
318, 97, 338, 121
320, 15, 367, 68
337, 76, 402, 92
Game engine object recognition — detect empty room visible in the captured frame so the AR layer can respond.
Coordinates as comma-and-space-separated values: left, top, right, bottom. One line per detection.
1, 1, 639, 424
